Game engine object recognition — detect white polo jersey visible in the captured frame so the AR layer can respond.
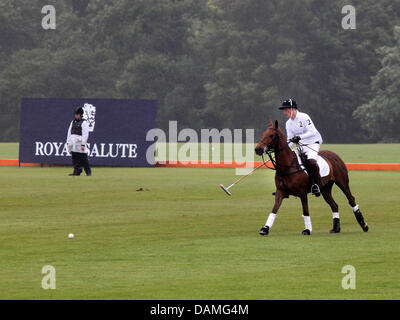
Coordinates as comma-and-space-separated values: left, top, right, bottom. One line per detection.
66, 120, 89, 153
285, 111, 322, 148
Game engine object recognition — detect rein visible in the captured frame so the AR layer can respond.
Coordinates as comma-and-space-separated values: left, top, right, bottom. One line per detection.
297, 142, 319, 153
261, 128, 305, 177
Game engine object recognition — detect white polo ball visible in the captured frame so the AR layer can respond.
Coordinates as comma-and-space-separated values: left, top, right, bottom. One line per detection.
68, 233, 74, 239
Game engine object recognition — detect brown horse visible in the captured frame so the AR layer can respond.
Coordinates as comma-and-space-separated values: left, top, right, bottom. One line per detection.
254, 120, 369, 235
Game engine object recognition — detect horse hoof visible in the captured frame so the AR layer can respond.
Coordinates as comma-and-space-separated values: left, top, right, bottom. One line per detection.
302, 229, 311, 235
362, 223, 369, 232
330, 218, 340, 234
259, 226, 270, 236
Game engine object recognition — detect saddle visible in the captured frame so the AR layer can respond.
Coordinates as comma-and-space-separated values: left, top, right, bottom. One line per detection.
293, 149, 330, 178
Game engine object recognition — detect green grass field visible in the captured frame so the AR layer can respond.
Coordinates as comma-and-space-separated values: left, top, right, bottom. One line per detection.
0, 143, 399, 299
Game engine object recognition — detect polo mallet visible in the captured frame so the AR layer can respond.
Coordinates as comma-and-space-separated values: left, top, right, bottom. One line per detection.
219, 161, 267, 196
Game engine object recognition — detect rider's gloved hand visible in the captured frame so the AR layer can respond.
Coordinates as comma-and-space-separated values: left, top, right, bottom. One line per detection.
289, 136, 301, 144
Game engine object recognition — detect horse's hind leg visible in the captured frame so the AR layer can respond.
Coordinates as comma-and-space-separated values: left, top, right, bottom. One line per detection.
335, 174, 369, 232
321, 181, 341, 233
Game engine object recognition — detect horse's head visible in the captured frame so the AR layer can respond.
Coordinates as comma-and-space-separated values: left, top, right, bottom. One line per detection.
255, 120, 282, 156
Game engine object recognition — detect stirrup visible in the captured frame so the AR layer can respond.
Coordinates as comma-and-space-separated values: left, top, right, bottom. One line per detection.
311, 184, 320, 196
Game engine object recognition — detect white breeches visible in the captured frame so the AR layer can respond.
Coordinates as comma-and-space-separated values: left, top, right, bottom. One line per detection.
302, 143, 320, 160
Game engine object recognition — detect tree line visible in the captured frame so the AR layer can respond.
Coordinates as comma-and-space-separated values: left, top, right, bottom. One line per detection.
1, 0, 400, 142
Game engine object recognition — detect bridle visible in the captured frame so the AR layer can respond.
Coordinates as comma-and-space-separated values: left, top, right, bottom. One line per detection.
260, 127, 305, 177
259, 127, 281, 170
265, 128, 281, 153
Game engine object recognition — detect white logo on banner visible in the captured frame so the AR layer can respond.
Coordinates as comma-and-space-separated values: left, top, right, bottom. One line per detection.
82, 103, 96, 132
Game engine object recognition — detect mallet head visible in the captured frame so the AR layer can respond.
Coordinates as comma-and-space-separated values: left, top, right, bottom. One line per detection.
219, 184, 232, 196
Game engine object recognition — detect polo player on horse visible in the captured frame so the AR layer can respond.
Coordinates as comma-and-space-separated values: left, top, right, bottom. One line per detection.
279, 99, 323, 197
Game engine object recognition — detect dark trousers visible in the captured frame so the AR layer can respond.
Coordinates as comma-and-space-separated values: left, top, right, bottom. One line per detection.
306, 159, 322, 187
71, 152, 91, 175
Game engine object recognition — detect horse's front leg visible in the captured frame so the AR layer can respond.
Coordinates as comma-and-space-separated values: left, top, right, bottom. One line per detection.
259, 189, 286, 236
300, 195, 312, 235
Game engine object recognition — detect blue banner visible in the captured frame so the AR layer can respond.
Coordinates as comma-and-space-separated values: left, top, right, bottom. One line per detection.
19, 98, 157, 166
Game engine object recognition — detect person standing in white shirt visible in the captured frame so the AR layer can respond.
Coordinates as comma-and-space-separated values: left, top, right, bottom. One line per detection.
279, 99, 322, 196
66, 107, 92, 176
